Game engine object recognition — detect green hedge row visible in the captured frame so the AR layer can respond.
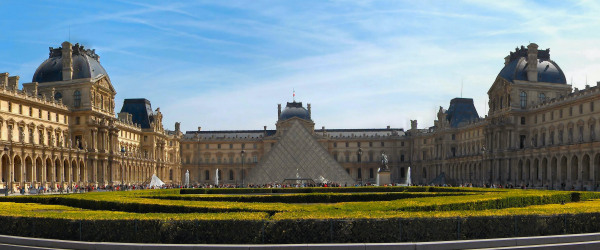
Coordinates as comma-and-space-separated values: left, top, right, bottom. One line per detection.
179, 186, 488, 195
0, 196, 278, 214
400, 192, 600, 212
151, 192, 468, 203
1, 214, 600, 243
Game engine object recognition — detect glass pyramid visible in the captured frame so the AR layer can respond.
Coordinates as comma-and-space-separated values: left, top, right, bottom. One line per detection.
246, 120, 356, 185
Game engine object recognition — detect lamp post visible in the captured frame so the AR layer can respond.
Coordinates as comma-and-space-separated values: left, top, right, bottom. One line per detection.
241, 150, 245, 188
3, 145, 10, 194
121, 146, 126, 188
481, 146, 486, 187
358, 147, 363, 186
581, 170, 585, 191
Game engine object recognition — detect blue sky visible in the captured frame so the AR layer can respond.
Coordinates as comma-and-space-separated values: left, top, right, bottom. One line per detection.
2, 0, 600, 132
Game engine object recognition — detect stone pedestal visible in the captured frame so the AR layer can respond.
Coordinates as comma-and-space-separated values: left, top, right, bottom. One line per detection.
377, 170, 391, 186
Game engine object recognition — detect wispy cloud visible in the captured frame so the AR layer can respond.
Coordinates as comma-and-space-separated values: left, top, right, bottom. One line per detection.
3, 0, 600, 132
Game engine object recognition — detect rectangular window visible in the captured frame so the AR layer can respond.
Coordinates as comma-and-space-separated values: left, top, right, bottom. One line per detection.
381, 142, 385, 146
569, 107, 573, 116
345, 142, 349, 147
253, 143, 257, 149
560, 109, 563, 118
521, 117, 526, 125
18, 104, 22, 114
217, 144, 221, 149
333, 142, 337, 147
229, 144, 233, 149
369, 168, 374, 179
559, 130, 564, 144
253, 156, 258, 163
400, 155, 405, 162
580, 104, 583, 114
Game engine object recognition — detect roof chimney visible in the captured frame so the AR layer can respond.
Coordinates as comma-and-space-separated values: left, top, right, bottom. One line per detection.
387, 125, 390, 129
197, 126, 202, 131
504, 55, 510, 65
277, 104, 281, 118
526, 43, 538, 82
61, 41, 73, 81
8, 76, 19, 91
307, 103, 311, 119
0, 73, 8, 89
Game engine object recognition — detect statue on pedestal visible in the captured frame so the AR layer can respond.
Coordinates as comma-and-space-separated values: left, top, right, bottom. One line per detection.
380, 151, 389, 172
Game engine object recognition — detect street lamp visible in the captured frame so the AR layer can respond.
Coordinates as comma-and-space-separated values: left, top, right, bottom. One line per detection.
3, 146, 10, 194
121, 146, 126, 188
481, 146, 486, 187
358, 147, 362, 186
241, 150, 245, 188
581, 170, 585, 191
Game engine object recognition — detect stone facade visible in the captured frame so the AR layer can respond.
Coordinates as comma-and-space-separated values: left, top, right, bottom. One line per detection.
0, 42, 181, 192
180, 43, 600, 190
5, 41, 597, 190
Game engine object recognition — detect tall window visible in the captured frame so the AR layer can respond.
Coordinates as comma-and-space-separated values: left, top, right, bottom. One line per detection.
205, 170, 210, 180
520, 91, 527, 109
538, 93, 545, 103
73, 90, 81, 107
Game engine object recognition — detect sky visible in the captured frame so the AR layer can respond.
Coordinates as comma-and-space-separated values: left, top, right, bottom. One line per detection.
2, 0, 600, 132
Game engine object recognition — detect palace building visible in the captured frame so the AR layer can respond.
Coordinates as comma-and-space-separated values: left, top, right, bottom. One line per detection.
2, 42, 599, 190
0, 42, 181, 191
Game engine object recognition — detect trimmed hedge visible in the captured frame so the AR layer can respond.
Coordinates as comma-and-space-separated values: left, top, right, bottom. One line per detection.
179, 186, 490, 194
1, 214, 600, 243
149, 192, 469, 203
399, 192, 596, 212
0, 196, 279, 214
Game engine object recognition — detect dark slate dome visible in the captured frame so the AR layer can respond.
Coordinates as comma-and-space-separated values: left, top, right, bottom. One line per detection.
32, 43, 108, 83
497, 45, 566, 84
279, 101, 310, 121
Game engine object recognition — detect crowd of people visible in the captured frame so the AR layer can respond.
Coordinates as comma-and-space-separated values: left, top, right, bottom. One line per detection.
14, 181, 587, 196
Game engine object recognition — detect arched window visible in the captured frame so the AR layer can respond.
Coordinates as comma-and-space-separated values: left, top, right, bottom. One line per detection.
538, 92, 545, 103
54, 92, 62, 101
520, 91, 527, 109
73, 90, 81, 107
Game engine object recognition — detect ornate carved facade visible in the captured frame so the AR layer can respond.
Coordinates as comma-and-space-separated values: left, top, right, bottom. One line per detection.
4, 42, 597, 190
0, 42, 181, 191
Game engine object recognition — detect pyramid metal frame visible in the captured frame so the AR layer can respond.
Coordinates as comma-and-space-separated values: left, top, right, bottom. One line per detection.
246, 120, 355, 185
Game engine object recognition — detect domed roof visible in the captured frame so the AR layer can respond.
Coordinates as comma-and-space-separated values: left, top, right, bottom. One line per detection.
32, 43, 108, 83
279, 101, 311, 121
497, 45, 566, 84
